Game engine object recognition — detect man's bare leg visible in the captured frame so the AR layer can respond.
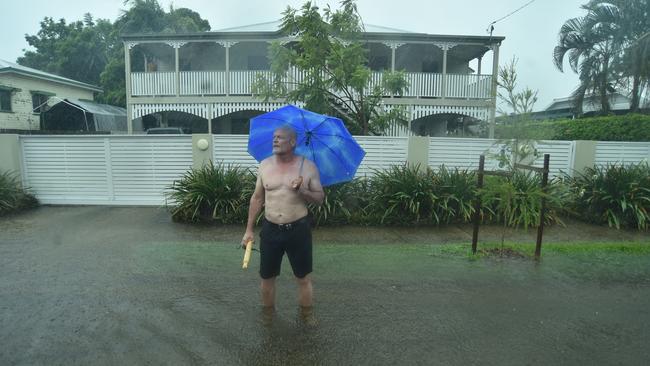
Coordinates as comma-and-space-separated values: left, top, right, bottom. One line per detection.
296, 274, 312, 307
261, 277, 277, 308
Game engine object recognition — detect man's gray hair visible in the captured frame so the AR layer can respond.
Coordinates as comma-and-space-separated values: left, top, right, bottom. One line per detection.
275, 124, 297, 141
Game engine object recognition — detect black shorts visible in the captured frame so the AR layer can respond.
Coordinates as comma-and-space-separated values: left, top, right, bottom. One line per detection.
259, 216, 312, 279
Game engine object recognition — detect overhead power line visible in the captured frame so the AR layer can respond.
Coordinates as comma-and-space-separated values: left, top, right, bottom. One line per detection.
486, 0, 537, 36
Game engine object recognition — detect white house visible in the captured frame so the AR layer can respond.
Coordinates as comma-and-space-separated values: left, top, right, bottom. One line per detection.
122, 21, 504, 136
0, 59, 102, 131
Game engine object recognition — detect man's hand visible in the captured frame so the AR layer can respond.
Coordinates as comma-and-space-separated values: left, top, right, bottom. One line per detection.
241, 231, 254, 249
291, 176, 304, 190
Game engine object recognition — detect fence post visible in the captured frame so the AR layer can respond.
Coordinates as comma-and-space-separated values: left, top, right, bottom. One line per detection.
406, 136, 429, 170
535, 154, 550, 259
192, 134, 213, 169
572, 140, 597, 176
471, 154, 485, 254
0, 134, 24, 183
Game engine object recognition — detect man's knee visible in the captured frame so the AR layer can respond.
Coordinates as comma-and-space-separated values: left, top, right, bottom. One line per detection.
295, 274, 311, 286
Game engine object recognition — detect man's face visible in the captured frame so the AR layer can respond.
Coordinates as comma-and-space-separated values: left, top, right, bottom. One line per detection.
272, 129, 295, 155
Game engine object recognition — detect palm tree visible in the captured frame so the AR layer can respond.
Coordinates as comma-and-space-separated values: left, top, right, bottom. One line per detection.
554, 9, 620, 115
585, 0, 649, 112
555, 0, 650, 115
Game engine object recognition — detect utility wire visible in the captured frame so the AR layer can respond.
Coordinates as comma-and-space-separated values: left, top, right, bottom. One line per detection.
486, 0, 537, 36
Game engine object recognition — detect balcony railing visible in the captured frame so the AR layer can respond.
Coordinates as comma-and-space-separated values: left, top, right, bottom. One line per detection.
130, 70, 492, 99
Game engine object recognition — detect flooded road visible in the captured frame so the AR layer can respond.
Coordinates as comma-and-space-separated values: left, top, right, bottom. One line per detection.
1, 206, 649, 365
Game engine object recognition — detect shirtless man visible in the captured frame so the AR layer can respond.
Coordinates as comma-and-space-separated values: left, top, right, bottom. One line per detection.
242, 125, 324, 312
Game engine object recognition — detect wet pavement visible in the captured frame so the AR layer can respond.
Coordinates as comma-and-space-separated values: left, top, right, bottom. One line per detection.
1, 206, 649, 365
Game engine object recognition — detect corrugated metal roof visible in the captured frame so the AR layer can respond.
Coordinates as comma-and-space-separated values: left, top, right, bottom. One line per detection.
0, 59, 102, 92
64, 99, 126, 116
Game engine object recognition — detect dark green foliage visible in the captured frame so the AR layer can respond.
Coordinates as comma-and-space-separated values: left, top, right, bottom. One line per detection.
433, 167, 477, 224
17, 0, 211, 107
309, 178, 368, 226
167, 163, 255, 224
0, 172, 38, 216
563, 163, 650, 229
168, 162, 647, 231
366, 165, 439, 225
496, 114, 650, 141
480, 171, 566, 229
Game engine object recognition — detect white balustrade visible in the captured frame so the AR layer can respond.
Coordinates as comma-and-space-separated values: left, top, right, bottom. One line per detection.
131, 72, 176, 96
180, 71, 227, 95
130, 70, 492, 99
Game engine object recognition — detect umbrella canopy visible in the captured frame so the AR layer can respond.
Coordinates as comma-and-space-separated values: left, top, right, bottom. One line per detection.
248, 105, 366, 186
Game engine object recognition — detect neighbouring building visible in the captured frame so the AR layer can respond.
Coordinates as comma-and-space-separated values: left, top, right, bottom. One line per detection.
0, 59, 102, 131
122, 21, 504, 136
536, 92, 635, 120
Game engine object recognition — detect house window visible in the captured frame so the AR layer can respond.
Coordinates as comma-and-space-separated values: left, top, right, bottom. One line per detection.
0, 89, 11, 112
32, 92, 51, 113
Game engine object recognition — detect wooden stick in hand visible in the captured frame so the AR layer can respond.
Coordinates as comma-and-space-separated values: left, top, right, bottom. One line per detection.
242, 240, 253, 269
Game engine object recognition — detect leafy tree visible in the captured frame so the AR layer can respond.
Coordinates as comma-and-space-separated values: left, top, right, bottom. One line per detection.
18, 15, 113, 86
17, 0, 211, 107
252, 0, 408, 135
554, 0, 649, 116
584, 0, 649, 112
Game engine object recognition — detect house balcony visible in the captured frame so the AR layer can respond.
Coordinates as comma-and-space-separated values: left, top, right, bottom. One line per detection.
129, 70, 493, 100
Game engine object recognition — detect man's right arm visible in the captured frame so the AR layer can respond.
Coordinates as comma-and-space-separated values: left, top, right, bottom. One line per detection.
242, 172, 264, 247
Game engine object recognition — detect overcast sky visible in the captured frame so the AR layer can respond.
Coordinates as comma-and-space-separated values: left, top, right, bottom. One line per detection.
0, 0, 589, 111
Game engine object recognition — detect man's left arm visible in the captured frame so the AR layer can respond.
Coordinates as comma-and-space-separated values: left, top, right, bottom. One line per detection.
298, 162, 324, 205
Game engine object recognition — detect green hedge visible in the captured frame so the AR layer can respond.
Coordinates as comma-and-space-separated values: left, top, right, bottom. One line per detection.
496, 114, 650, 141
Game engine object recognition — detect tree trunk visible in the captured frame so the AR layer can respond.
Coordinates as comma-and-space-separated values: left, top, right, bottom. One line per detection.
630, 74, 641, 113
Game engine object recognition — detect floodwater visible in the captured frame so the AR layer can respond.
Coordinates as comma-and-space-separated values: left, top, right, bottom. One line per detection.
1, 206, 649, 365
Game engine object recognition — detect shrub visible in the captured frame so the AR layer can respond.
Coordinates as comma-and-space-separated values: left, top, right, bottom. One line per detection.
309, 178, 369, 226
496, 114, 650, 141
366, 164, 440, 225
564, 163, 650, 230
167, 162, 256, 223
432, 166, 477, 224
480, 170, 566, 229
0, 171, 38, 216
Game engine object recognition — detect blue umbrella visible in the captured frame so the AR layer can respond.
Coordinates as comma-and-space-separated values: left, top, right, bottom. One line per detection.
248, 105, 366, 186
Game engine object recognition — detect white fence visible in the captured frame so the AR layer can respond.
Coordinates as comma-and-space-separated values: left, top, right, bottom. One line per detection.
594, 141, 650, 166
212, 135, 408, 178
20, 135, 193, 205
17, 135, 649, 205
428, 138, 576, 178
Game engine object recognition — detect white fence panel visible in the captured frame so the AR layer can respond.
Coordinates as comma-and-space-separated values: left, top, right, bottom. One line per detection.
531, 140, 575, 178
355, 136, 408, 177
428, 137, 506, 171
21, 136, 193, 205
594, 142, 650, 166
213, 135, 258, 170
21, 137, 110, 203
109, 136, 193, 204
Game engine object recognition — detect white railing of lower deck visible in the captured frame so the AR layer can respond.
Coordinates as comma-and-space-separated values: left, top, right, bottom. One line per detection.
131, 71, 492, 99
131, 72, 176, 96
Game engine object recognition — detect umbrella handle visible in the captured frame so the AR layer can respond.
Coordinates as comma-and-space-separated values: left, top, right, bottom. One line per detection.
242, 240, 253, 269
